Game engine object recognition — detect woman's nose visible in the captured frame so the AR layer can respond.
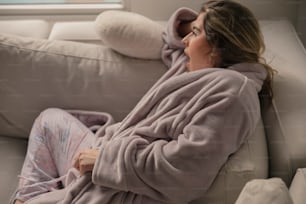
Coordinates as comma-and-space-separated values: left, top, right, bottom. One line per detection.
182, 32, 192, 46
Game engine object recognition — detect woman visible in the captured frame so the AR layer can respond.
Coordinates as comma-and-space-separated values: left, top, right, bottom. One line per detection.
13, 0, 274, 203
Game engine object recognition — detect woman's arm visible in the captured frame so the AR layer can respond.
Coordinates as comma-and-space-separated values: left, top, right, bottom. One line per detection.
161, 8, 197, 67
91, 77, 259, 203
162, 8, 197, 48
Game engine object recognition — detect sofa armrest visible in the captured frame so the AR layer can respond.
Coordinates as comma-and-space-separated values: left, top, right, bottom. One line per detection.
235, 178, 294, 204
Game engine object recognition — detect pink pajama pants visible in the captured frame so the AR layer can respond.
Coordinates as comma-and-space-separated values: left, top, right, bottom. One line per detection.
12, 108, 96, 203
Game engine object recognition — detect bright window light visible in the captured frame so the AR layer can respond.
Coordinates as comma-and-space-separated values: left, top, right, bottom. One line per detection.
0, 0, 125, 15
0, 0, 121, 4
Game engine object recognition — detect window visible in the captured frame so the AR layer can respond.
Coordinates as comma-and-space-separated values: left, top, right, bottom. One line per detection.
0, 0, 121, 4
0, 0, 127, 15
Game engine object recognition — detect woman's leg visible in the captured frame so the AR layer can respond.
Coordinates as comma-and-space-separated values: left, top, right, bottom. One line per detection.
12, 108, 95, 203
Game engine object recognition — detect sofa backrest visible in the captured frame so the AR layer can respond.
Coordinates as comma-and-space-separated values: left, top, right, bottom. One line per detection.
0, 33, 167, 138
259, 20, 306, 185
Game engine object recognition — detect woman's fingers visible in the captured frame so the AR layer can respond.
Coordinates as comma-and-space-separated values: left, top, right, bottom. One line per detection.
73, 149, 99, 175
73, 152, 80, 170
79, 162, 94, 175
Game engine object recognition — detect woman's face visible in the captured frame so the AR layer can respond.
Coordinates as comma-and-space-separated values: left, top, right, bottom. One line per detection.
182, 12, 217, 71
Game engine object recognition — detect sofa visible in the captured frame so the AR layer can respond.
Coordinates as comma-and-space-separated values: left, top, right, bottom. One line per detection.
1, 10, 306, 204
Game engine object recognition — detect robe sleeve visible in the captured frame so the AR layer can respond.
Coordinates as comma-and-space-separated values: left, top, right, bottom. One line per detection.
92, 80, 259, 203
161, 8, 197, 68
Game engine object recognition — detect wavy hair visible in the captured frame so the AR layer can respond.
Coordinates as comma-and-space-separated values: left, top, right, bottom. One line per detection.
201, 0, 276, 107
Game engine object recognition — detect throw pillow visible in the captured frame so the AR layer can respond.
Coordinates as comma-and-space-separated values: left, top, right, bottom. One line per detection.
95, 10, 164, 59
235, 178, 294, 204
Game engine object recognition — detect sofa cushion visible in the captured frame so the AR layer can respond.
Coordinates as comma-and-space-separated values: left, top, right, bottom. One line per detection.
0, 20, 51, 39
0, 33, 167, 139
0, 136, 27, 204
95, 10, 164, 59
49, 21, 102, 45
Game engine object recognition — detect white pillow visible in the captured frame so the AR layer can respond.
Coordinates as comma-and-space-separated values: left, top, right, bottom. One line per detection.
235, 178, 294, 204
289, 168, 306, 204
95, 10, 164, 59
49, 21, 102, 45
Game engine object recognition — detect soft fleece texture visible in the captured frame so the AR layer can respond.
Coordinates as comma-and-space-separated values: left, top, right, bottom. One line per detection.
25, 8, 266, 204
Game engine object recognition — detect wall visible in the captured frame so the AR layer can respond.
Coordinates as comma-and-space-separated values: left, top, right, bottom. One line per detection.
130, 0, 298, 26
0, 0, 299, 25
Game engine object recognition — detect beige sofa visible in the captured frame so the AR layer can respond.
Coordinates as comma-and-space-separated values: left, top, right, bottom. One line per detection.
1, 14, 306, 204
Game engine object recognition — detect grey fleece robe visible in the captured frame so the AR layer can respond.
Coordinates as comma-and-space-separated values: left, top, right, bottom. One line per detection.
25, 8, 267, 204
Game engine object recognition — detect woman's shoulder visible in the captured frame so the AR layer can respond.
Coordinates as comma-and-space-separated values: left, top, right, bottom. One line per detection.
205, 67, 247, 86
209, 62, 266, 93
201, 67, 259, 98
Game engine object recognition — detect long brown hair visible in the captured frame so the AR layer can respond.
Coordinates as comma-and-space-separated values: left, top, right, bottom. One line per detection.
201, 0, 275, 107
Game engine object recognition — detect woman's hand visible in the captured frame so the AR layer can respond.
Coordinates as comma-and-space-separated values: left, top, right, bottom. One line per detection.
73, 149, 99, 176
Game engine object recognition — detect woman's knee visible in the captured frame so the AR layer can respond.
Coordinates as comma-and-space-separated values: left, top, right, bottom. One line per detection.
36, 108, 69, 124
39, 108, 66, 118
32, 108, 71, 134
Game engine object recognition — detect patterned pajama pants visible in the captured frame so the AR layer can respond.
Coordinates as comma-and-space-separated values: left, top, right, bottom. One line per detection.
12, 108, 96, 203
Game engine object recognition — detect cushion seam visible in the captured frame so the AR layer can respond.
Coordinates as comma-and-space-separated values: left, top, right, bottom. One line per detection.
0, 41, 129, 63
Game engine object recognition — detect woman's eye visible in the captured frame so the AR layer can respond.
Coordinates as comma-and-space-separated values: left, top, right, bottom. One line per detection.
192, 31, 197, 36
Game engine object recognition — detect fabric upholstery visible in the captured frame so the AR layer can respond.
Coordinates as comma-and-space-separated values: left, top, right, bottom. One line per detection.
48, 21, 102, 45
0, 33, 167, 139
0, 137, 27, 203
235, 178, 294, 204
0, 20, 51, 39
259, 20, 306, 185
95, 10, 164, 59
289, 168, 306, 204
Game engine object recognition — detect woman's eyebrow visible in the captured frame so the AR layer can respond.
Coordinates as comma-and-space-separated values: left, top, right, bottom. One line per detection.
192, 26, 201, 33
